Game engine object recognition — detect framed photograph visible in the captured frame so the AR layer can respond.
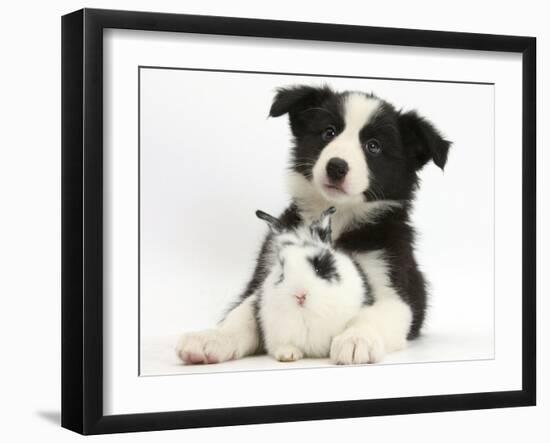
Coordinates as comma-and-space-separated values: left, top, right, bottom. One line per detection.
61, 8, 536, 435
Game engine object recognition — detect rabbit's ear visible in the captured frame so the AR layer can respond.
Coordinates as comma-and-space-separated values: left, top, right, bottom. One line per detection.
256, 210, 284, 234
310, 207, 336, 244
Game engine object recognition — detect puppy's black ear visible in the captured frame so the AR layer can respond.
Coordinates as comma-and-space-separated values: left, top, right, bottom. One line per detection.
398, 110, 451, 170
269, 85, 333, 118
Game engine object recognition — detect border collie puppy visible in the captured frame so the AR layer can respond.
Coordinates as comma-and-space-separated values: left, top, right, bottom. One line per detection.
176, 85, 451, 365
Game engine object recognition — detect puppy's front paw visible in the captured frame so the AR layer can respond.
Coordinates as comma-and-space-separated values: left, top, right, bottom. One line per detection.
176, 329, 238, 365
273, 344, 303, 362
330, 328, 386, 364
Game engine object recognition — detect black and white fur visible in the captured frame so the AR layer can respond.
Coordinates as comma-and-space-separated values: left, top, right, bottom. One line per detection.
176, 85, 451, 365
255, 207, 373, 362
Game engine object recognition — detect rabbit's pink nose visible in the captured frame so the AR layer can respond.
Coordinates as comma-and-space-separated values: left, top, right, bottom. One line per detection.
295, 292, 307, 306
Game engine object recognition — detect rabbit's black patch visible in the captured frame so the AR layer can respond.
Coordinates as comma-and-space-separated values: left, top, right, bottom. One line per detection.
308, 250, 340, 283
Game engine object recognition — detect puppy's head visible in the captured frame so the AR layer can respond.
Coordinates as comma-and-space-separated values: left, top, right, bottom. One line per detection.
270, 85, 451, 204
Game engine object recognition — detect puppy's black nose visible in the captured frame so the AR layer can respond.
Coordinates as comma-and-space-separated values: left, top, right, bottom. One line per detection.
326, 157, 349, 182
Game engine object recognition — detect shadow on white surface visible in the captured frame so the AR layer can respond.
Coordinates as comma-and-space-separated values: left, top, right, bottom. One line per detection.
36, 410, 61, 426
141, 329, 494, 377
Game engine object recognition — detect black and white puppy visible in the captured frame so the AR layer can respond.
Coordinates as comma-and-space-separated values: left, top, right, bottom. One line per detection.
177, 85, 451, 365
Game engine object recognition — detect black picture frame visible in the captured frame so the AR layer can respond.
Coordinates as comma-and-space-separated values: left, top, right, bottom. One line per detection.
61, 8, 536, 435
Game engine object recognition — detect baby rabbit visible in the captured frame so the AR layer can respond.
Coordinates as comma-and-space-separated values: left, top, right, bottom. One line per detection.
255, 207, 373, 363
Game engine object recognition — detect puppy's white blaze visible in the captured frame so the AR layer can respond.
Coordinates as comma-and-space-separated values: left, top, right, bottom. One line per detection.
312, 93, 380, 201
343, 93, 381, 138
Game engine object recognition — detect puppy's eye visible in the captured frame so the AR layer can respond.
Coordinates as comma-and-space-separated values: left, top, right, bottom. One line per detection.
365, 139, 382, 155
321, 126, 336, 141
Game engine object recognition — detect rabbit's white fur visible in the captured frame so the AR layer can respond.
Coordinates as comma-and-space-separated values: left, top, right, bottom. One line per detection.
257, 217, 370, 362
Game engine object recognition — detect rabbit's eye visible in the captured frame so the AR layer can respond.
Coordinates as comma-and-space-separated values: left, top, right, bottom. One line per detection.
312, 257, 321, 273
274, 257, 285, 285
274, 271, 284, 285
308, 251, 341, 283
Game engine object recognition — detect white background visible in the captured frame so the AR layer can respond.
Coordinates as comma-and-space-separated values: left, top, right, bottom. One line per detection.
139, 68, 495, 374
0, 0, 546, 442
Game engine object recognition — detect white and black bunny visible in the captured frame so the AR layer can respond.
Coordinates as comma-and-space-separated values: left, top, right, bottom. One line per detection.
255, 207, 374, 362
